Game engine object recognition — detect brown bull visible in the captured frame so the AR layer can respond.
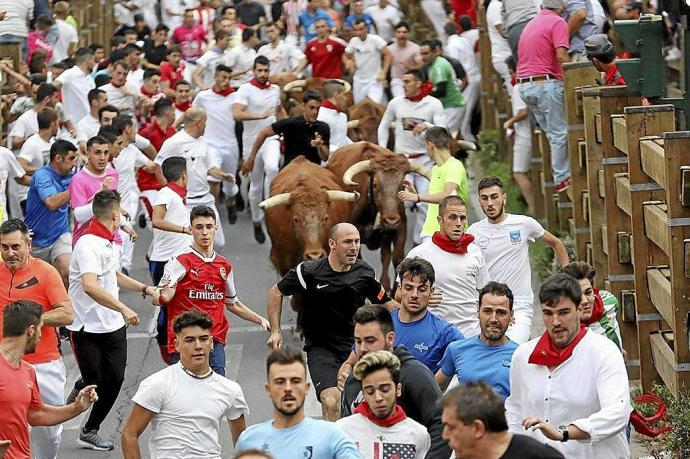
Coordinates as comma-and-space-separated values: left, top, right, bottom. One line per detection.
260, 156, 358, 278
347, 99, 385, 144
327, 142, 430, 291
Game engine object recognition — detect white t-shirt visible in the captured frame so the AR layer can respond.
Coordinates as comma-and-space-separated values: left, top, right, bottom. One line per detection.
195, 48, 225, 89
155, 130, 221, 198
113, 144, 149, 204
346, 34, 387, 82
446, 34, 479, 81
150, 186, 192, 262
486, 0, 512, 65
0, 0, 33, 37
77, 114, 100, 144
8, 109, 38, 148
405, 239, 490, 336
257, 41, 305, 74
51, 19, 79, 65
17, 134, 53, 201
336, 414, 430, 459
233, 82, 280, 154
192, 89, 237, 148
68, 233, 126, 333
317, 105, 352, 152
113, 2, 135, 27
224, 44, 257, 86
377, 95, 446, 155
364, 4, 402, 42
56, 65, 96, 124
132, 362, 249, 459
0, 147, 26, 222
466, 214, 545, 304
100, 83, 137, 114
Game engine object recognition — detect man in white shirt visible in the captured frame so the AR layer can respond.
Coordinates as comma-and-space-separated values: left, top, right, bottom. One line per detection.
76, 89, 109, 153
224, 28, 259, 88
365, 0, 402, 42
235, 55, 284, 244
485, 0, 513, 92
155, 108, 235, 250
336, 350, 430, 459
121, 310, 249, 457
192, 64, 241, 224
257, 22, 308, 76
378, 69, 445, 243
0, 148, 28, 221
445, 18, 480, 143
505, 273, 632, 458
17, 109, 58, 214
467, 176, 569, 343
317, 80, 352, 155
8, 83, 58, 152
345, 20, 391, 104
99, 60, 139, 116
51, 1, 79, 64
68, 189, 157, 450
405, 195, 490, 336
193, 30, 231, 90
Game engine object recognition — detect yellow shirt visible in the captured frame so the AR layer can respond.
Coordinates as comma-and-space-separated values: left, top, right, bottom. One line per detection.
421, 156, 469, 236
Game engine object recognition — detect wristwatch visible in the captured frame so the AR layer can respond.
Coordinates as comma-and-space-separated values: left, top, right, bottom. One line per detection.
559, 426, 570, 442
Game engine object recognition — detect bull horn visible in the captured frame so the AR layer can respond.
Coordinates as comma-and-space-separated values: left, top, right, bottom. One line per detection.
283, 79, 306, 93
343, 160, 374, 186
326, 190, 360, 202
332, 79, 352, 93
408, 162, 432, 180
456, 139, 478, 151
259, 193, 292, 209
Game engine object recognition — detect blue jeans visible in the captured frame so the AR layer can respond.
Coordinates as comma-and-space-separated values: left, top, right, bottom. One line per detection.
519, 80, 571, 183
169, 340, 226, 376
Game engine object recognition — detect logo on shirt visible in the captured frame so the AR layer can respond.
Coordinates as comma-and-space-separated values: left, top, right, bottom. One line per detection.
326, 44, 333, 53
190, 268, 200, 277
301, 447, 313, 458
15, 277, 39, 289
477, 235, 489, 249
188, 283, 224, 300
414, 342, 429, 353
219, 267, 227, 280
502, 358, 512, 368
316, 283, 328, 289
509, 230, 521, 244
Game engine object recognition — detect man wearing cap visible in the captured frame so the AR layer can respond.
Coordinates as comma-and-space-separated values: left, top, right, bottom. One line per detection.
515, 0, 571, 193
584, 34, 626, 86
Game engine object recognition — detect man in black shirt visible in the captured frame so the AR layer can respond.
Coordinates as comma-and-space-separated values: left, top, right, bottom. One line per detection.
143, 24, 169, 69
266, 223, 394, 421
440, 381, 564, 459
247, 91, 331, 167
236, 0, 268, 29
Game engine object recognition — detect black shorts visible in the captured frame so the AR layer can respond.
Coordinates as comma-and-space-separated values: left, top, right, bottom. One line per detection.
306, 346, 349, 402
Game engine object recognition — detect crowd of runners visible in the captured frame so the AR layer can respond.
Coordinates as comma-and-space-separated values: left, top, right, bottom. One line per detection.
0, 0, 668, 457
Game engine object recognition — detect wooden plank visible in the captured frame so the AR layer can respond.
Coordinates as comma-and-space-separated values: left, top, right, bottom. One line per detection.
615, 174, 632, 216
598, 169, 606, 198
582, 191, 590, 223
643, 203, 671, 257
650, 333, 679, 397
647, 268, 673, 326
595, 114, 602, 142
640, 138, 667, 189
612, 116, 628, 154
601, 225, 608, 255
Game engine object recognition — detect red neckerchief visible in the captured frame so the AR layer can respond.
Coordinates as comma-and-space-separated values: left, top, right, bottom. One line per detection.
431, 231, 475, 255
111, 80, 125, 88
604, 64, 626, 86
321, 99, 341, 112
354, 401, 407, 428
175, 100, 191, 112
249, 78, 271, 90
581, 289, 605, 326
140, 86, 158, 97
407, 81, 433, 102
212, 85, 235, 96
167, 182, 187, 204
82, 219, 115, 242
528, 325, 588, 367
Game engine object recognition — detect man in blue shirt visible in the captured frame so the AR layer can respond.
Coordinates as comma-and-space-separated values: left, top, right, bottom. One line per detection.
299, 0, 334, 44
24, 139, 77, 286
393, 257, 463, 373
435, 281, 518, 399
235, 347, 360, 459
344, 0, 374, 31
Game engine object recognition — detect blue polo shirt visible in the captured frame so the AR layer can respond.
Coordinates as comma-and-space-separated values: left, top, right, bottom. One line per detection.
24, 164, 72, 248
299, 9, 334, 43
344, 13, 374, 31
439, 335, 518, 399
392, 309, 464, 374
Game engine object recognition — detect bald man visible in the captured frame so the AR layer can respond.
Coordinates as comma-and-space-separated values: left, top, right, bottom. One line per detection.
266, 223, 396, 421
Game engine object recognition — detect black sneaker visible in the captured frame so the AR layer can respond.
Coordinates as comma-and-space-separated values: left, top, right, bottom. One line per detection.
253, 223, 266, 244
226, 198, 238, 225
235, 192, 245, 212
78, 429, 114, 451
137, 212, 147, 229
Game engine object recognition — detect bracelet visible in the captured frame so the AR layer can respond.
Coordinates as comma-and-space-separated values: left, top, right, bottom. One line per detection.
141, 284, 149, 298
416, 194, 420, 203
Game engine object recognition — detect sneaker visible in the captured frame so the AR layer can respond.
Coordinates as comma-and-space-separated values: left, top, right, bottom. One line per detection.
78, 429, 114, 451
665, 46, 682, 62
253, 222, 266, 244
555, 177, 573, 192
137, 212, 147, 229
227, 204, 238, 224
235, 192, 245, 212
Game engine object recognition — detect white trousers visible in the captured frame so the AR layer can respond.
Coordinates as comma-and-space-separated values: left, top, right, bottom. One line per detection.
420, 0, 448, 44
390, 78, 404, 98
505, 299, 534, 344
186, 194, 225, 250
138, 189, 158, 230
460, 79, 480, 142
119, 193, 139, 272
248, 137, 281, 224
492, 59, 514, 95
445, 107, 463, 138
30, 358, 66, 459
404, 155, 433, 245
353, 79, 385, 105
207, 141, 240, 197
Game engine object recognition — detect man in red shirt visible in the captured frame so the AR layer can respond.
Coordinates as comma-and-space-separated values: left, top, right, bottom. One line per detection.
159, 46, 186, 97
304, 18, 346, 78
584, 34, 626, 86
0, 300, 98, 459
155, 205, 269, 376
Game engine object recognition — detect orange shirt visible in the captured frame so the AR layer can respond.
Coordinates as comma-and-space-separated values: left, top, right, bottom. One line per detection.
0, 256, 69, 364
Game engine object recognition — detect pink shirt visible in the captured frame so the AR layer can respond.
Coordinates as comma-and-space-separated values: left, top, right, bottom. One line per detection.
171, 24, 206, 62
27, 31, 53, 63
516, 9, 569, 80
69, 165, 120, 245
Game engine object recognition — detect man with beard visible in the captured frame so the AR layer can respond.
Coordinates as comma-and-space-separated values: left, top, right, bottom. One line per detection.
235, 347, 360, 458
435, 282, 518, 399
336, 350, 430, 458
467, 176, 569, 344
265, 223, 394, 421
0, 301, 99, 459
121, 311, 249, 457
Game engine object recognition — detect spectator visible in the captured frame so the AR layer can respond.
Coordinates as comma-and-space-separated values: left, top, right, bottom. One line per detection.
0, 0, 34, 59
562, 0, 598, 60
365, 0, 402, 42
505, 273, 632, 456
27, 15, 55, 64
51, 1, 78, 64
121, 311, 249, 456
235, 347, 360, 457
501, 0, 539, 60
336, 350, 431, 458
386, 21, 423, 98
485, 0, 514, 92
299, 0, 333, 44
516, 0, 571, 192
435, 281, 518, 399
584, 33, 626, 85
441, 381, 564, 458
304, 18, 347, 78
446, 16, 480, 143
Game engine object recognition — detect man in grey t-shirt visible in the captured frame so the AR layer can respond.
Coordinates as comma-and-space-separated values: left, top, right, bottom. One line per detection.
502, 0, 539, 59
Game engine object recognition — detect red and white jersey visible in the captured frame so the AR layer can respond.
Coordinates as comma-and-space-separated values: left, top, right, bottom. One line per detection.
160, 247, 238, 352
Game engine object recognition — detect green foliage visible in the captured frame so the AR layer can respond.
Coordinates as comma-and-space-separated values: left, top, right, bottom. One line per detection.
637, 383, 690, 458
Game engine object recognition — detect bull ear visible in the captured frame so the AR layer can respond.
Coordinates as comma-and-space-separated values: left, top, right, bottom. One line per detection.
326, 190, 360, 202
343, 159, 373, 186
408, 162, 432, 180
259, 193, 292, 209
